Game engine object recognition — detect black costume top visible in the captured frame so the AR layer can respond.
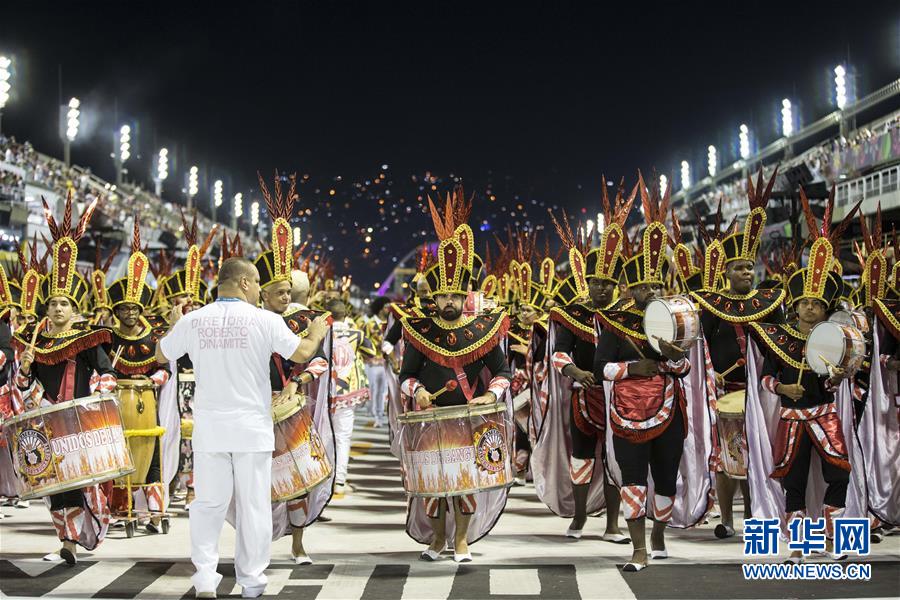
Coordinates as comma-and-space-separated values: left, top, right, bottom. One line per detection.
751, 322, 834, 409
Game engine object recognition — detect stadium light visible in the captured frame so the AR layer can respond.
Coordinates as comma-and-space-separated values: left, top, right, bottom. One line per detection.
707, 145, 717, 177
0, 55, 11, 133
65, 98, 80, 141
739, 124, 751, 159
834, 65, 847, 110
232, 192, 243, 230
659, 174, 668, 196
62, 97, 80, 166
293, 226, 302, 246
157, 148, 169, 180
213, 179, 223, 207
781, 99, 794, 137
250, 200, 260, 229
187, 165, 199, 210
680, 160, 691, 190
119, 125, 131, 162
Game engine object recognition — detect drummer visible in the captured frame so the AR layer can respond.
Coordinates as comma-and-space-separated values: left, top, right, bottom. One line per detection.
104, 217, 172, 533
160, 211, 217, 508
399, 194, 511, 563
539, 185, 634, 543
690, 169, 785, 539
254, 171, 333, 565
13, 193, 117, 565
593, 179, 699, 572
749, 188, 857, 563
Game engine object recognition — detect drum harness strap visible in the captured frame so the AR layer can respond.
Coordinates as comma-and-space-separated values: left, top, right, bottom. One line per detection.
452, 366, 476, 402
54, 359, 77, 403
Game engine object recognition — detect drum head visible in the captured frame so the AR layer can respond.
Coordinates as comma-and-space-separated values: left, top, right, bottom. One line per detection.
717, 391, 746, 414
643, 300, 674, 353
806, 322, 846, 376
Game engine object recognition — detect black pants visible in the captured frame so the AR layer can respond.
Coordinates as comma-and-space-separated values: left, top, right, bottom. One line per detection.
146, 437, 161, 483
612, 405, 684, 496
570, 398, 598, 459
781, 429, 849, 512
515, 423, 531, 454
49, 490, 83, 510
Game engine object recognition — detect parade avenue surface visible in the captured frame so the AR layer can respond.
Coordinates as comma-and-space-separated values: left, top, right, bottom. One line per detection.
1, 415, 898, 600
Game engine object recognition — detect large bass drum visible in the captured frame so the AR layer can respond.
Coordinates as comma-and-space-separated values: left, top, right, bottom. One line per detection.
805, 321, 866, 376
829, 309, 870, 337
716, 391, 747, 479
116, 379, 158, 484
397, 401, 513, 497
3, 395, 134, 500
271, 397, 333, 502
643, 295, 701, 353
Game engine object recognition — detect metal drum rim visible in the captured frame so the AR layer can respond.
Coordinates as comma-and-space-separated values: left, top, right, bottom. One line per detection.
397, 401, 508, 424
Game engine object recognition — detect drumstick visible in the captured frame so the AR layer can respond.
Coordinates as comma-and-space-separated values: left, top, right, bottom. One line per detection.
817, 354, 841, 378
796, 360, 806, 385
110, 345, 125, 370
719, 358, 746, 379
28, 317, 46, 352
430, 379, 458, 400
626, 336, 646, 359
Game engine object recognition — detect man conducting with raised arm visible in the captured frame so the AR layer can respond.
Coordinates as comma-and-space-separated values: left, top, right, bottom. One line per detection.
156, 257, 328, 600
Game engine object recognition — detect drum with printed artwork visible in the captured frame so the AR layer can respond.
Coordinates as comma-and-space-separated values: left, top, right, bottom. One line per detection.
716, 391, 747, 479
271, 397, 332, 502
3, 394, 134, 500
829, 309, 870, 336
397, 401, 513, 497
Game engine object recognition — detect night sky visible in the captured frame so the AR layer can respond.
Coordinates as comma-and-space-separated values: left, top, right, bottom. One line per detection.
2, 1, 898, 289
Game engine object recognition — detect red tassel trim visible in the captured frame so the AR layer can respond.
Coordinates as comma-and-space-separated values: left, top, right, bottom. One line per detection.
114, 359, 158, 376
549, 309, 595, 343
12, 329, 112, 366
403, 317, 509, 369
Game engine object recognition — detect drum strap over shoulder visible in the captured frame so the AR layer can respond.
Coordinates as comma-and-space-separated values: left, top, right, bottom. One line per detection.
734, 323, 747, 358
273, 354, 288, 387
53, 360, 76, 404
452, 366, 475, 402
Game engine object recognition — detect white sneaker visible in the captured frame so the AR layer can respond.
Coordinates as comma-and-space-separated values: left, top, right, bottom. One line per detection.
241, 585, 265, 598
292, 554, 313, 565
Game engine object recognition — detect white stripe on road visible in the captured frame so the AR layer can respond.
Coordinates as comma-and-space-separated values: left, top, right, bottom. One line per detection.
575, 563, 637, 600
46, 560, 135, 596
490, 567, 541, 595
134, 562, 195, 599
315, 563, 375, 599
401, 562, 457, 600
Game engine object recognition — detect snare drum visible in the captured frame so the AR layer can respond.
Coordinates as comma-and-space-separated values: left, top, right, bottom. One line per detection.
511, 391, 531, 432
643, 295, 701, 353
117, 379, 158, 484
715, 391, 747, 479
397, 401, 513, 497
805, 321, 866, 376
3, 395, 134, 500
271, 397, 332, 502
829, 309, 870, 336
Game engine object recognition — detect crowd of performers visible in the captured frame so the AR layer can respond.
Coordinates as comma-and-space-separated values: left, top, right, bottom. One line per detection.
0, 167, 897, 573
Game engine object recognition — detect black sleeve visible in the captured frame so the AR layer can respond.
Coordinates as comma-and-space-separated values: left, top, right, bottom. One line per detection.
553, 325, 575, 354
768, 305, 786, 325
593, 327, 621, 381
399, 344, 426, 387
86, 344, 116, 377
700, 310, 719, 342
483, 344, 512, 381
530, 328, 547, 363
384, 318, 403, 346
760, 350, 780, 382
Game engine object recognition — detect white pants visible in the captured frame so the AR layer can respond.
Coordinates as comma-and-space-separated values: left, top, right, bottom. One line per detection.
364, 364, 386, 419
332, 406, 355, 485
191, 451, 272, 593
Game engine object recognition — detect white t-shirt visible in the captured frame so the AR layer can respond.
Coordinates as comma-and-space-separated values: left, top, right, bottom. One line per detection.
160, 299, 301, 452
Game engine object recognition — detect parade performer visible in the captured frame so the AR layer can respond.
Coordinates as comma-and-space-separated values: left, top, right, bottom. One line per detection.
746, 187, 861, 564
363, 296, 390, 427
252, 171, 335, 564
689, 170, 785, 539
104, 217, 173, 533
161, 212, 217, 507
532, 181, 635, 543
399, 195, 512, 563
13, 193, 116, 565
857, 219, 900, 530
593, 177, 713, 572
